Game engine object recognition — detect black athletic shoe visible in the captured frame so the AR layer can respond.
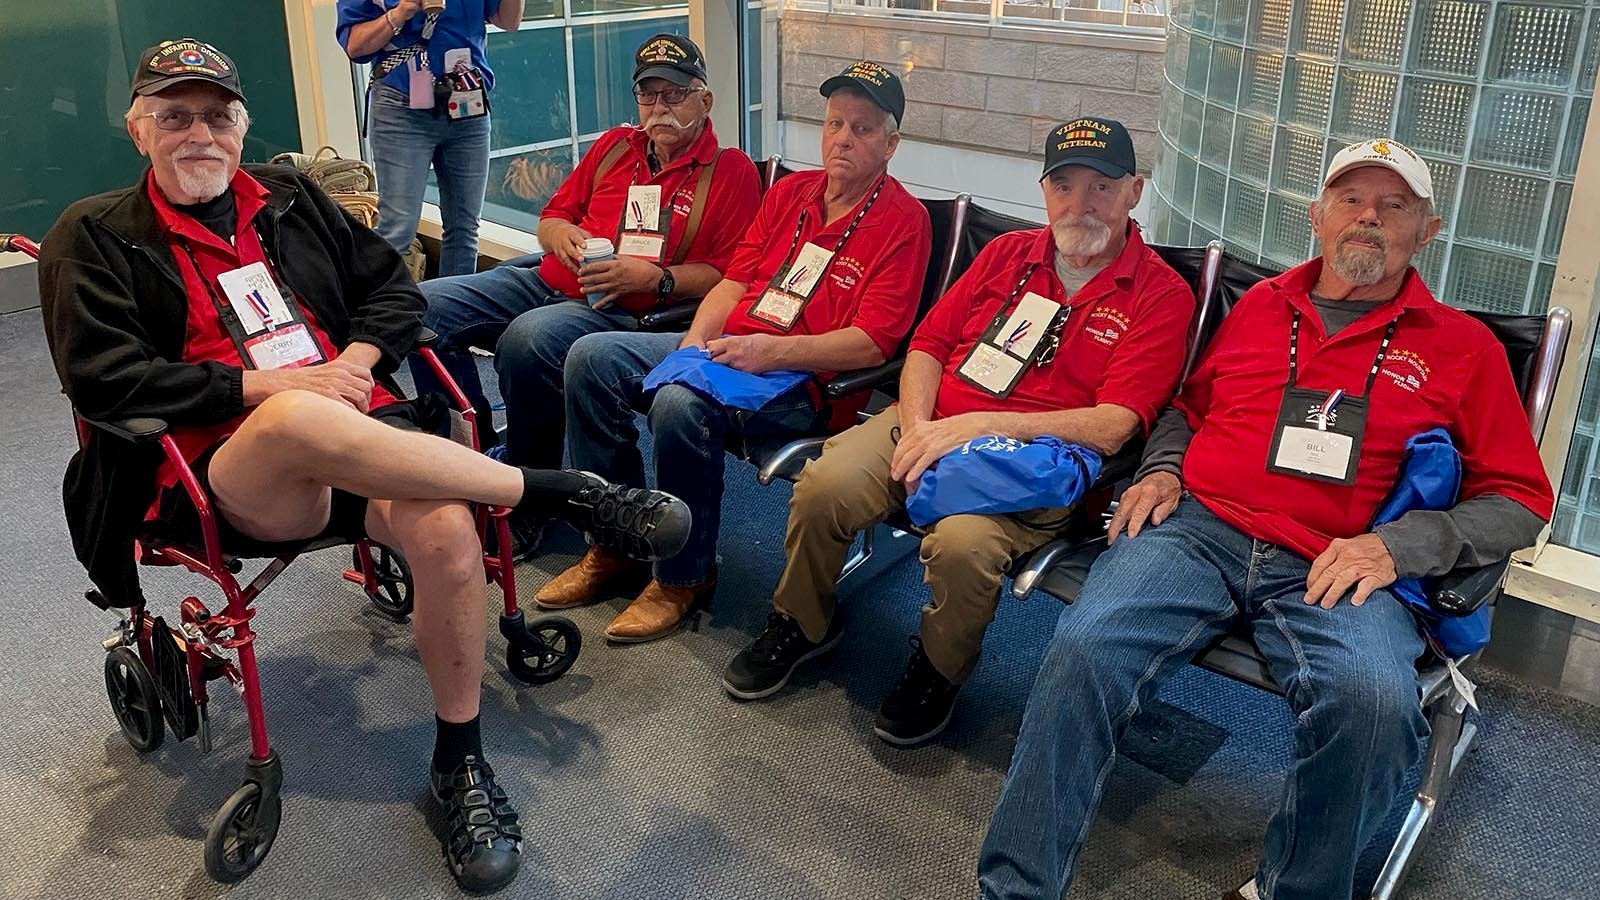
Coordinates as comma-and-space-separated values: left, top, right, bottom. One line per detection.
565, 471, 691, 562
430, 756, 522, 895
873, 637, 962, 747
723, 611, 844, 700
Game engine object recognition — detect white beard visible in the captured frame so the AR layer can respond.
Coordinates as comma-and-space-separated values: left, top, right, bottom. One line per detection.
1051, 215, 1112, 258
173, 150, 231, 201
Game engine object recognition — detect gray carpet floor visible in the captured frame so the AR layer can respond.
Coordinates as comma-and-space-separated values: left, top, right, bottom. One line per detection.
2, 306, 1598, 899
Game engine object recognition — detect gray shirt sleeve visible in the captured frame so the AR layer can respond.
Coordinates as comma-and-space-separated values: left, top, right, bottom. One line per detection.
1374, 495, 1548, 579
1132, 406, 1546, 579
1134, 405, 1194, 482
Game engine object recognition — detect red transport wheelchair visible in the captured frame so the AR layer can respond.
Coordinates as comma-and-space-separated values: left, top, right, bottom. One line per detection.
3, 233, 581, 882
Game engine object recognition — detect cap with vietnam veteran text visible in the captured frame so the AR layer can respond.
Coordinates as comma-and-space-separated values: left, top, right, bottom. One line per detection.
131, 39, 245, 103
1040, 117, 1136, 181
633, 34, 709, 86
819, 61, 906, 124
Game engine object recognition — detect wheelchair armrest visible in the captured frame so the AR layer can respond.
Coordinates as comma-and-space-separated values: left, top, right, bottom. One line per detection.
639, 300, 701, 332
755, 434, 829, 485
497, 251, 545, 269
1431, 559, 1511, 616
84, 416, 170, 444
415, 327, 440, 347
824, 358, 903, 400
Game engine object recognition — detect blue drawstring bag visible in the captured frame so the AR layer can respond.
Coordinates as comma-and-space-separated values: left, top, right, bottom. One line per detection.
642, 346, 811, 412
905, 435, 1102, 527
1372, 428, 1492, 657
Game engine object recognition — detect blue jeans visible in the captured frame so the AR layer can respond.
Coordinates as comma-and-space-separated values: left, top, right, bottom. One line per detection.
564, 330, 827, 585
411, 265, 567, 449
495, 298, 639, 470
368, 86, 489, 276
977, 498, 1429, 900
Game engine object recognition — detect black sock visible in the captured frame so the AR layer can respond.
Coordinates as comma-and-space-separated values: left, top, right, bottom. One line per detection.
515, 468, 587, 518
433, 715, 483, 773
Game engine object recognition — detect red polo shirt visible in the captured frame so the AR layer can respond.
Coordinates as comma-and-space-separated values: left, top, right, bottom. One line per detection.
722, 170, 931, 399
1177, 259, 1554, 561
539, 123, 760, 314
148, 169, 395, 493
910, 224, 1192, 430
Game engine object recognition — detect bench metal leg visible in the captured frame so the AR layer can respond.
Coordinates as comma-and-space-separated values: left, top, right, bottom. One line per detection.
1370, 691, 1473, 899
838, 526, 876, 583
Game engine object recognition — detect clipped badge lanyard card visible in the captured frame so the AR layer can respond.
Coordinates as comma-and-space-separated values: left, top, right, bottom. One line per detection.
184, 242, 325, 371
618, 183, 666, 262
1265, 311, 1396, 485
954, 263, 1068, 399
750, 178, 884, 331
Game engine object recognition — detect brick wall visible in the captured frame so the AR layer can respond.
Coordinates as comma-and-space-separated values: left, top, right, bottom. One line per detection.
779, 10, 1166, 174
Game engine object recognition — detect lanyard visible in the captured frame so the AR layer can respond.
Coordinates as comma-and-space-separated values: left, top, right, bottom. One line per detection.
1288, 310, 1399, 397
772, 175, 885, 283
990, 261, 1072, 368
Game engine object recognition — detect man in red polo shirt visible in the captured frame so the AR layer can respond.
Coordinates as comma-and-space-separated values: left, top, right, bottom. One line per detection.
977, 139, 1555, 900
39, 39, 689, 895
721, 118, 1193, 746
414, 33, 760, 553
543, 62, 934, 643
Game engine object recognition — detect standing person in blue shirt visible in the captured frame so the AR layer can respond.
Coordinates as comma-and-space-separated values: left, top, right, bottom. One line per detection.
337, 0, 522, 275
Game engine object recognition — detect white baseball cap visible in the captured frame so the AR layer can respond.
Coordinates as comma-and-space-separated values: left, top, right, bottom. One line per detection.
1322, 138, 1433, 200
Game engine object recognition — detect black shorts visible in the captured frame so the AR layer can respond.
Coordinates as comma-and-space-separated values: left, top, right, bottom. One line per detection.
147, 395, 449, 556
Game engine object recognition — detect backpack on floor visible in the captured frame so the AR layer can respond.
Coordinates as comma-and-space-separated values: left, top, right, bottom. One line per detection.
270, 146, 427, 282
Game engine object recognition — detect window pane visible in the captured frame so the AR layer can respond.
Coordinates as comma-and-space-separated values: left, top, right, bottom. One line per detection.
521, 0, 563, 19
569, 0, 688, 16
487, 28, 571, 149
571, 17, 691, 136
485, 145, 576, 232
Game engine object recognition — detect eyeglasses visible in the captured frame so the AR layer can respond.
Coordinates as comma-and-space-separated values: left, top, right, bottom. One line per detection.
1035, 315, 1069, 367
632, 86, 705, 106
142, 107, 242, 132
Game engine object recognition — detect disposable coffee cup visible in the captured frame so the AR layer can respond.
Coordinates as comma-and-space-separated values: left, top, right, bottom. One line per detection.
422, 0, 447, 12
582, 237, 614, 305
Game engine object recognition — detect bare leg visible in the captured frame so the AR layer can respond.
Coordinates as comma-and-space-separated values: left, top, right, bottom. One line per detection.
365, 498, 486, 723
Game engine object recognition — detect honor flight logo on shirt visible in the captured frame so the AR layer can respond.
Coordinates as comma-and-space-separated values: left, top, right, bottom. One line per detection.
1380, 348, 1432, 393
1083, 306, 1131, 348
830, 254, 866, 291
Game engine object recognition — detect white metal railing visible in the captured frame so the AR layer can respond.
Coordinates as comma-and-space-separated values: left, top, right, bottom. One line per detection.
787, 0, 1166, 35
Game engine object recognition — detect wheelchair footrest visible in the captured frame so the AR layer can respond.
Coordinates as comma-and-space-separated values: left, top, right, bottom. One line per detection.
152, 617, 200, 741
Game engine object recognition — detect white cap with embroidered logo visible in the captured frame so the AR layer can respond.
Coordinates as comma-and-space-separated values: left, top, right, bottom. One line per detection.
1322, 138, 1433, 200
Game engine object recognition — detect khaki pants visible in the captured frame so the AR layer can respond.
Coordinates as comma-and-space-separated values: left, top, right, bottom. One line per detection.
772, 407, 1071, 683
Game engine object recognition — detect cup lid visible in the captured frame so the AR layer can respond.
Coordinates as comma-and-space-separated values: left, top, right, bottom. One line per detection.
582, 237, 614, 255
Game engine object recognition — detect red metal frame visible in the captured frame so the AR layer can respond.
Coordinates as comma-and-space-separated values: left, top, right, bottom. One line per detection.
5, 232, 525, 764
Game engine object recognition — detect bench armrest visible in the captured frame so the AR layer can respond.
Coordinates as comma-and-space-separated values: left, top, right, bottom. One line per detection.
1431, 559, 1510, 616
639, 301, 701, 332
825, 358, 904, 400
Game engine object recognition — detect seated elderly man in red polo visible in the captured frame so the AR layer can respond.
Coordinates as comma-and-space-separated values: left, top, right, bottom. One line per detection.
723, 118, 1195, 747
38, 39, 688, 895
977, 139, 1555, 900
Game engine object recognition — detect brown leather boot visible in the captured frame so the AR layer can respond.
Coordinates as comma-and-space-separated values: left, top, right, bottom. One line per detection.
604, 576, 717, 643
534, 546, 647, 610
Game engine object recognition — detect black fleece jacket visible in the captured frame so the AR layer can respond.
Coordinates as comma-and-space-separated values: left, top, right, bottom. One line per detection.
38, 164, 424, 608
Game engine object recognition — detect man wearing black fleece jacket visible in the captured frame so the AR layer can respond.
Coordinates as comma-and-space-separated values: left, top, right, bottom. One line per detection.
39, 39, 688, 895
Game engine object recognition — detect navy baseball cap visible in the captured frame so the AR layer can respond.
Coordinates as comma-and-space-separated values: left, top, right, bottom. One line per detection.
1041, 117, 1137, 181
633, 34, 709, 86
819, 61, 906, 123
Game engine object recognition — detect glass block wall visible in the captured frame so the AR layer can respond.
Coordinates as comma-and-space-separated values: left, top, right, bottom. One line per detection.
1150, 0, 1600, 553
1151, 0, 1591, 316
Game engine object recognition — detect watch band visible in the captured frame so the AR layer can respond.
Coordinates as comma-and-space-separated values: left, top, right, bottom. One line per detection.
657, 268, 675, 299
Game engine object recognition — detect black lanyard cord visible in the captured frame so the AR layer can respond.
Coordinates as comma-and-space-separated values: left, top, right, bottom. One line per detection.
1289, 310, 1399, 397
774, 176, 886, 283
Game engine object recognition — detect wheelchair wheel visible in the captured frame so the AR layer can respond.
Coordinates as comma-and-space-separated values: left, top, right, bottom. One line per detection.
204, 782, 281, 883
357, 544, 413, 621
506, 616, 582, 685
104, 646, 164, 753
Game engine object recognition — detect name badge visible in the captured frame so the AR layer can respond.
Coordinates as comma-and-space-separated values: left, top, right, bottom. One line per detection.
442, 50, 488, 120
243, 324, 323, 370
217, 262, 293, 336
750, 241, 834, 330
1265, 386, 1368, 485
955, 291, 1064, 397
619, 185, 666, 262
408, 56, 434, 109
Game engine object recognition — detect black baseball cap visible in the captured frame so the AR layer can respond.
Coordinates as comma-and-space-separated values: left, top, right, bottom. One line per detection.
1040, 117, 1137, 181
633, 34, 709, 86
131, 39, 245, 103
819, 61, 905, 124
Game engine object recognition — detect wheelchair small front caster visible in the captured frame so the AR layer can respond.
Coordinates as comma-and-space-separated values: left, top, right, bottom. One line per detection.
357, 544, 413, 621
501, 612, 581, 684
104, 646, 164, 753
204, 781, 281, 883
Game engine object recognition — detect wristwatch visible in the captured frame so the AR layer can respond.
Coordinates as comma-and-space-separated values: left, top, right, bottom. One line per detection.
656, 268, 675, 300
